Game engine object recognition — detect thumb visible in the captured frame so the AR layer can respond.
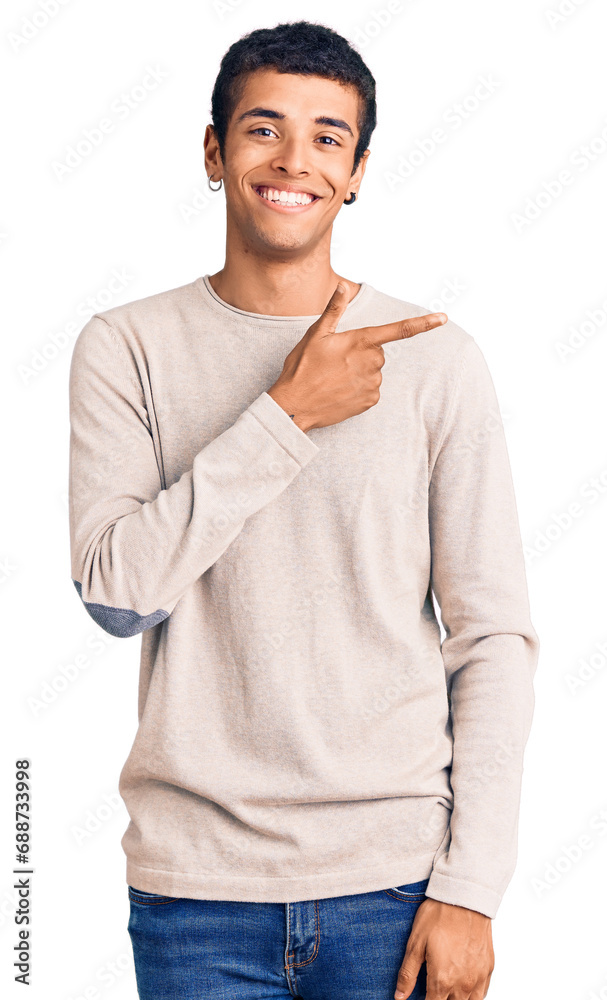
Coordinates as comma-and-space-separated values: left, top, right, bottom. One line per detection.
310, 281, 350, 335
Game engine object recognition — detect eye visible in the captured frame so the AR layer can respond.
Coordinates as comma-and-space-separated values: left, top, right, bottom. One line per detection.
248, 128, 340, 146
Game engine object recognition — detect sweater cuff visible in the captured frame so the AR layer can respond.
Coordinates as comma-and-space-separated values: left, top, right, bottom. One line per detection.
248, 391, 320, 467
425, 871, 502, 919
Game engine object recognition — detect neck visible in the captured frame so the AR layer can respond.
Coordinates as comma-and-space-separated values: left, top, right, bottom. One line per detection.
207, 230, 359, 316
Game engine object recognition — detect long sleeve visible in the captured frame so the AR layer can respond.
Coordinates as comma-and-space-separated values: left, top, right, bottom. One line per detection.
68, 315, 319, 638
424, 335, 539, 919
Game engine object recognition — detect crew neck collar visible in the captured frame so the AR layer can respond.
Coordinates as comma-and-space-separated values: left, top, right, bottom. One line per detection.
197, 273, 369, 323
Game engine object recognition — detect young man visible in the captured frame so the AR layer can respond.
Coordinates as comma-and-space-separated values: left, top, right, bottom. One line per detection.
68, 20, 539, 1000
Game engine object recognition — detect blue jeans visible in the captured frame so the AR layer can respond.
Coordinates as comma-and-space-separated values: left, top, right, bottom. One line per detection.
127, 877, 430, 999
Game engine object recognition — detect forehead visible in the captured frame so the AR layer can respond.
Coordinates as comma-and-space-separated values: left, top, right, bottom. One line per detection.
230, 67, 361, 129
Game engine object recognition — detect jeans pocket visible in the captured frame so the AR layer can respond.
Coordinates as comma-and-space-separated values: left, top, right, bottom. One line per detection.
383, 877, 430, 901
128, 885, 181, 905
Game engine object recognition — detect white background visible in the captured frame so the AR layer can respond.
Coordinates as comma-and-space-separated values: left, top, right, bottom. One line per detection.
2, 0, 607, 997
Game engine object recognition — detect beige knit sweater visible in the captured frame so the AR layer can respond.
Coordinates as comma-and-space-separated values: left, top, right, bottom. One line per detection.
68, 273, 539, 918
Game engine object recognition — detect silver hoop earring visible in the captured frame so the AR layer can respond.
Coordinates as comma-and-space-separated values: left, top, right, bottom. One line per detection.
208, 176, 223, 191
344, 191, 357, 205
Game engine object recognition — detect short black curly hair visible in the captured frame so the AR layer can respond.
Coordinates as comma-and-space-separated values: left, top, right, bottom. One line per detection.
210, 20, 377, 177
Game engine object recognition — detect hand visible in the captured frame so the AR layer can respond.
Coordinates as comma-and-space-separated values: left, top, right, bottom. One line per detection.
267, 282, 447, 432
394, 899, 495, 1000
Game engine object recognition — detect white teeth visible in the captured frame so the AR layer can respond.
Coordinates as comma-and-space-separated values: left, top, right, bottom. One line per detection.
256, 186, 314, 205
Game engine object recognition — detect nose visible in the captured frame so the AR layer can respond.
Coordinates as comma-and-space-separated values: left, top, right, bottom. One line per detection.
269, 135, 312, 178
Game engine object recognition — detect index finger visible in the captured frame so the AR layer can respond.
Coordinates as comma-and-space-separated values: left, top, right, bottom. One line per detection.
363, 312, 448, 346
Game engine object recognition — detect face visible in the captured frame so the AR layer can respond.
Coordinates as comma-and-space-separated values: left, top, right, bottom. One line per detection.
204, 67, 370, 255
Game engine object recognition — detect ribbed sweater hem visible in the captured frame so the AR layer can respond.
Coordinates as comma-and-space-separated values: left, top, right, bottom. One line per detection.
125, 853, 439, 904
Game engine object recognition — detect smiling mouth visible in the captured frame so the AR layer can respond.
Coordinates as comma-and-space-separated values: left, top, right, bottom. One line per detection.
252, 185, 321, 212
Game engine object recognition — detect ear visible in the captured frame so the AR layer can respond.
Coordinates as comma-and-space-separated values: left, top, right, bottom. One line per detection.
350, 148, 371, 193
204, 124, 223, 179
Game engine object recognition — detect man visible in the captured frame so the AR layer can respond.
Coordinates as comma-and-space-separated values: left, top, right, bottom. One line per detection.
68, 20, 539, 1000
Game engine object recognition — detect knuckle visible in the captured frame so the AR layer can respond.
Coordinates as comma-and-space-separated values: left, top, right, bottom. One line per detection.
461, 975, 478, 993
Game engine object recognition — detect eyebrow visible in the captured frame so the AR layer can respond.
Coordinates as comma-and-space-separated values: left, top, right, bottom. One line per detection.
235, 107, 354, 138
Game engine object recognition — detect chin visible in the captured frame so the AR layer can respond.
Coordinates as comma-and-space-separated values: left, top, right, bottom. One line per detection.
254, 226, 310, 253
